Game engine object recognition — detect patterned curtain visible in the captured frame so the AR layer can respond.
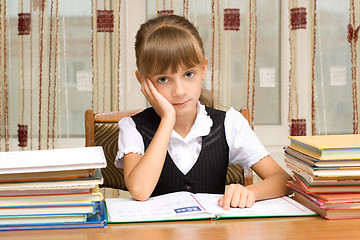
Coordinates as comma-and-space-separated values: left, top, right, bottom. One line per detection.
1, 0, 62, 151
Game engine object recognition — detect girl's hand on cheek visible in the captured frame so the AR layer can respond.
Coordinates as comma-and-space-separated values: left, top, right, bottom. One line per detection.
218, 184, 256, 210
141, 78, 176, 122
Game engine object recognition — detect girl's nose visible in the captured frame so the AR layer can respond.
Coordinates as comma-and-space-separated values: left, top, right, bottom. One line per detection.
172, 79, 186, 96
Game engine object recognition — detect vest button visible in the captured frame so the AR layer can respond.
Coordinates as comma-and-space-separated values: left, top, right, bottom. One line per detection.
184, 185, 192, 191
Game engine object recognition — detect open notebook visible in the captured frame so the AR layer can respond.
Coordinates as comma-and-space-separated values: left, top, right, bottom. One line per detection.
105, 191, 317, 223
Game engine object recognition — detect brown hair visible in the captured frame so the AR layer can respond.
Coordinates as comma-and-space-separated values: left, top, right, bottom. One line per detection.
135, 15, 214, 107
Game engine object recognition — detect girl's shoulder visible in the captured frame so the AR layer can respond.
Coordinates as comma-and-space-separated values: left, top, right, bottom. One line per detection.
203, 106, 248, 127
132, 107, 154, 116
204, 106, 226, 116
131, 107, 161, 127
205, 106, 246, 122
132, 107, 158, 119
224, 107, 250, 128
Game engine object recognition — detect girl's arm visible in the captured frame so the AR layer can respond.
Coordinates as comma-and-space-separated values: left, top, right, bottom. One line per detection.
123, 116, 174, 201
246, 155, 292, 200
124, 75, 176, 201
218, 155, 292, 209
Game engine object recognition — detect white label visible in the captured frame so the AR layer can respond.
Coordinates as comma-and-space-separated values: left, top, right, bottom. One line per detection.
259, 67, 276, 88
330, 66, 346, 86
76, 71, 93, 91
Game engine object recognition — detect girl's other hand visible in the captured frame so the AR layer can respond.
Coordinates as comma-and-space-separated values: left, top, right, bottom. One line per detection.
141, 78, 176, 122
218, 184, 256, 210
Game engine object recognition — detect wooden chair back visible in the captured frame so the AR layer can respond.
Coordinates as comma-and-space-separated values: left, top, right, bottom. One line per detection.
85, 108, 253, 190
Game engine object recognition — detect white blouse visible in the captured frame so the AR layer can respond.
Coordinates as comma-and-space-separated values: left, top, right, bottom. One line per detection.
115, 103, 269, 175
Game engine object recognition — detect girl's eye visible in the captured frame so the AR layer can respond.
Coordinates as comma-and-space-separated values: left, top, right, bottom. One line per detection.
158, 77, 168, 83
185, 72, 195, 78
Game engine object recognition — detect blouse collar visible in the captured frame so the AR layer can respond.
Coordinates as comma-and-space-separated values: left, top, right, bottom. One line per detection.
171, 102, 213, 142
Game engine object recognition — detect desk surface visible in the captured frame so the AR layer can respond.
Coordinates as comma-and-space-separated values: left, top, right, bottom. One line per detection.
1, 216, 360, 240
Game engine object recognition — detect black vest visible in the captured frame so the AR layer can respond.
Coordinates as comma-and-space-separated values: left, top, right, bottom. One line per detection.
132, 107, 229, 197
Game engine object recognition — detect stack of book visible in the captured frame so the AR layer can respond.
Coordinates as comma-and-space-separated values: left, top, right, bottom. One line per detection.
284, 134, 360, 219
0, 146, 107, 231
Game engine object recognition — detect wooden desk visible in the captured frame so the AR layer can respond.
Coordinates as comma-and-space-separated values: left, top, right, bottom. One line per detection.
1, 216, 360, 240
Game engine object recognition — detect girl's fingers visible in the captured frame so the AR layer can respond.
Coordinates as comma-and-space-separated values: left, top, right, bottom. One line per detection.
219, 184, 256, 209
141, 79, 155, 103
238, 191, 248, 208
146, 78, 156, 94
246, 192, 256, 208
230, 188, 241, 208
218, 196, 224, 207
144, 79, 161, 102
222, 186, 235, 210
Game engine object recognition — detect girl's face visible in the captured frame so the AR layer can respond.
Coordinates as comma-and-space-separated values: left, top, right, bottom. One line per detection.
147, 59, 208, 117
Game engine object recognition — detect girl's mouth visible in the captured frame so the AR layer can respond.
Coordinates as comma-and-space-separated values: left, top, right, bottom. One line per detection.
173, 100, 190, 106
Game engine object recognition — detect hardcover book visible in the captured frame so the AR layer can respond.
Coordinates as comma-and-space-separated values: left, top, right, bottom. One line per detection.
287, 174, 360, 193
0, 146, 107, 174
285, 160, 360, 184
293, 191, 360, 219
288, 134, 360, 160
284, 153, 360, 177
284, 147, 360, 167
0, 200, 107, 231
